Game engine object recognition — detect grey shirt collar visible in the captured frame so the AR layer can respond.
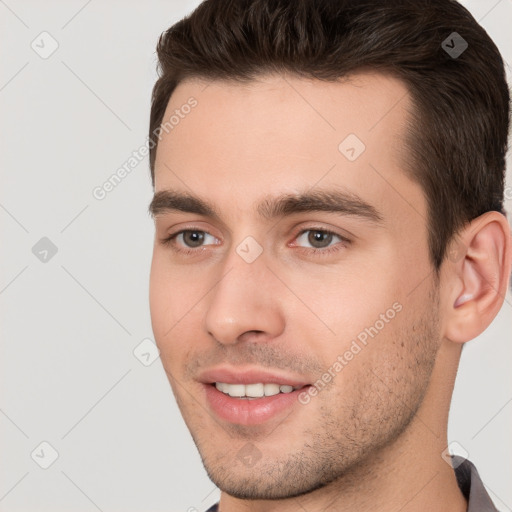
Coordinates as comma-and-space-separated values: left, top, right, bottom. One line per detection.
452, 456, 498, 511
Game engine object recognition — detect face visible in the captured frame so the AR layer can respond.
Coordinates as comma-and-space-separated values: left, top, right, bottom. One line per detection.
149, 72, 441, 499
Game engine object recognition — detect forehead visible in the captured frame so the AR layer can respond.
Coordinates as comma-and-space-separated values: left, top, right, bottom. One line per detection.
153, 72, 424, 225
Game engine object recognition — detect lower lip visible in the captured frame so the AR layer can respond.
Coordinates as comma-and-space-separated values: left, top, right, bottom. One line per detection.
203, 384, 310, 426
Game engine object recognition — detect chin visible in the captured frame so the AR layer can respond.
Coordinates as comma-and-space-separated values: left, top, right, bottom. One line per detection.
205, 469, 330, 501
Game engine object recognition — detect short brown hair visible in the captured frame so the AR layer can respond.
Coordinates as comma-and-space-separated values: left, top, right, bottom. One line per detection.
149, 0, 510, 270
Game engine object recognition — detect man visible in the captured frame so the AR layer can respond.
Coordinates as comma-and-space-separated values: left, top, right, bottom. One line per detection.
147, 0, 511, 510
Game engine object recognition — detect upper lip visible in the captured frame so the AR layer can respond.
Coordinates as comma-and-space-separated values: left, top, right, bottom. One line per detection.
198, 366, 310, 388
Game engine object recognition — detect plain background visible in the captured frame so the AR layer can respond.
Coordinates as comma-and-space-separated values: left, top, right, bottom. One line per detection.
0, 1, 511, 511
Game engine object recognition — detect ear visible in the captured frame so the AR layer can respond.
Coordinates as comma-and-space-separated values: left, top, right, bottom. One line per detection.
442, 211, 512, 344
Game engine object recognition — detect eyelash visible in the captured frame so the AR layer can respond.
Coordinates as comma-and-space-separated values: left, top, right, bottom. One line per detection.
159, 227, 350, 257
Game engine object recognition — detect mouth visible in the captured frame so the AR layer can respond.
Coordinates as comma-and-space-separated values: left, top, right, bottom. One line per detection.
198, 368, 312, 426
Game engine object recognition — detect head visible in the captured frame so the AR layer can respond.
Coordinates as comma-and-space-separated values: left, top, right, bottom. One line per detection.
147, 0, 511, 502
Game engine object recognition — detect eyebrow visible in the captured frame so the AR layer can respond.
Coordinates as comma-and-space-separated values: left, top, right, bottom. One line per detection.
148, 188, 384, 225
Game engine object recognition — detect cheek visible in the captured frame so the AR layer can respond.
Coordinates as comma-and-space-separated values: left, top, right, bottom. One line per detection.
322, 307, 435, 431
149, 253, 193, 356
150, 251, 198, 316
149, 255, 170, 337
286, 263, 402, 347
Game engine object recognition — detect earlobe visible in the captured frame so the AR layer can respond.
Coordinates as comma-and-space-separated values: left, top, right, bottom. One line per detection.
443, 211, 511, 344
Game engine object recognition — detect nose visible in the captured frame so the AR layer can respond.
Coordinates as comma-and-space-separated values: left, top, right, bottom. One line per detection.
204, 247, 285, 345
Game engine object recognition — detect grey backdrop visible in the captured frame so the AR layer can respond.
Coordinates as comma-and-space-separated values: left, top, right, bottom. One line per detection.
1, 1, 511, 511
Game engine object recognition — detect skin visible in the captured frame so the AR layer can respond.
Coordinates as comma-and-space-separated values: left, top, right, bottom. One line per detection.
149, 72, 511, 512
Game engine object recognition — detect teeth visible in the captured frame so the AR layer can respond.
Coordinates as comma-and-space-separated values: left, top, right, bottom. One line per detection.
227, 384, 245, 397
215, 382, 227, 393
215, 382, 298, 398
245, 383, 264, 397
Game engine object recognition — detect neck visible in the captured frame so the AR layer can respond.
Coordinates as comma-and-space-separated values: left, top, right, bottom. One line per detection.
218, 340, 467, 512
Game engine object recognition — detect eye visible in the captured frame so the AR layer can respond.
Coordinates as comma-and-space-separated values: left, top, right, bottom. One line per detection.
160, 229, 220, 252
176, 230, 218, 248
292, 228, 350, 255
